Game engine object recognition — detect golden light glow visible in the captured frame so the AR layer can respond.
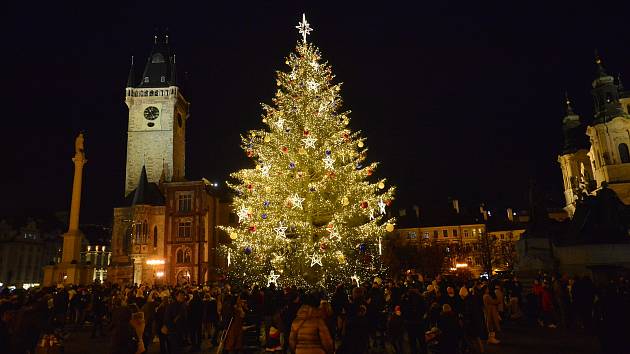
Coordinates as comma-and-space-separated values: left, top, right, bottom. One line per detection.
146, 259, 165, 265
455, 263, 468, 268
156, 271, 165, 277
219, 37, 396, 289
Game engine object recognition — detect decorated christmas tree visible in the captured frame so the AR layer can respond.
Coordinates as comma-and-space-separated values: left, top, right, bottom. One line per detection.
221, 15, 395, 289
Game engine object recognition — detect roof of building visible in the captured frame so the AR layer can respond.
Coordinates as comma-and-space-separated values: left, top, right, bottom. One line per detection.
129, 35, 177, 88
123, 166, 165, 206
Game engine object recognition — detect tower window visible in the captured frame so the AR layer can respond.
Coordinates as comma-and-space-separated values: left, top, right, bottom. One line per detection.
160, 76, 166, 83
144, 77, 149, 83
619, 143, 630, 163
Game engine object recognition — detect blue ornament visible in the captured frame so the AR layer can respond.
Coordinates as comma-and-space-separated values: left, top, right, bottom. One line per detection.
289, 162, 295, 169
325, 149, 331, 156
359, 243, 367, 252
263, 200, 270, 207
261, 213, 267, 219
356, 163, 363, 170
244, 246, 252, 255
247, 143, 253, 148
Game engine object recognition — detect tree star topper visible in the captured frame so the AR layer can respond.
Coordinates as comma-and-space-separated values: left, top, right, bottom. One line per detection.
296, 13, 313, 43
310, 253, 323, 267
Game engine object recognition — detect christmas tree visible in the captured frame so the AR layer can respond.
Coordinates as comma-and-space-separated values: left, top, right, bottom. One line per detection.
221, 15, 395, 289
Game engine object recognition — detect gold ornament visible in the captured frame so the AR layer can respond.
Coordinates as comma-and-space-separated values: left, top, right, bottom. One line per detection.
358, 141, 364, 148
341, 196, 349, 206
385, 223, 395, 232
230, 232, 238, 240
299, 148, 306, 155
378, 182, 385, 189
264, 135, 271, 143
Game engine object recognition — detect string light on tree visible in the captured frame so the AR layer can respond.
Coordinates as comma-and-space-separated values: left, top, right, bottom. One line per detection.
219, 14, 396, 288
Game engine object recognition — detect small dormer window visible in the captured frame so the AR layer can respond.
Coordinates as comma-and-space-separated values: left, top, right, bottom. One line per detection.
144, 77, 149, 83
160, 76, 166, 83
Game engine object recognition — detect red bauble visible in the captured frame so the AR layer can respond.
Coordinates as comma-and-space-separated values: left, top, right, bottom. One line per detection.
246, 150, 253, 157
320, 242, 328, 250
366, 168, 373, 176
342, 132, 350, 141
247, 184, 253, 191
327, 171, 336, 178
249, 225, 257, 233
281, 146, 289, 153
303, 129, 310, 136
385, 199, 392, 206
360, 201, 368, 209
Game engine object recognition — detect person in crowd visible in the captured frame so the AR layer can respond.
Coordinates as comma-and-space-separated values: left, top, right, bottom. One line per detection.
140, 291, 157, 351
540, 281, 557, 328
386, 305, 404, 353
224, 291, 248, 354
110, 304, 145, 354
482, 285, 501, 345
437, 303, 461, 354
187, 289, 203, 351
401, 286, 427, 354
163, 290, 188, 354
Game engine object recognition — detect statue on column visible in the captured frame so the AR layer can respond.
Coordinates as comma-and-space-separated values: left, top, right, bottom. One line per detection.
75, 132, 85, 155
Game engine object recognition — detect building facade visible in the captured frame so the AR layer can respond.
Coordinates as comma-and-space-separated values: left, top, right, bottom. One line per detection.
108, 36, 232, 286
559, 55, 630, 217
0, 219, 62, 288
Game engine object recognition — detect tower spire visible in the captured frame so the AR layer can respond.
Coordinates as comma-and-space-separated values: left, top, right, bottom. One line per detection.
565, 91, 575, 116
126, 56, 135, 88
595, 50, 608, 78
170, 54, 177, 86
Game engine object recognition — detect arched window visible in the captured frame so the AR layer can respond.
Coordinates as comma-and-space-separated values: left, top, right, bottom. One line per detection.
153, 226, 158, 247
619, 143, 630, 163
176, 249, 184, 263
135, 224, 141, 243
184, 249, 191, 263
142, 220, 148, 242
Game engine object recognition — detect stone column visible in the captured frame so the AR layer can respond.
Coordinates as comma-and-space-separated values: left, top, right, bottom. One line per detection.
62, 133, 87, 263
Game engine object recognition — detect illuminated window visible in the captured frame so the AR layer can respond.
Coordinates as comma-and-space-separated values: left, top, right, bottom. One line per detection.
453, 229, 458, 237
407, 231, 417, 240
178, 221, 192, 238
619, 143, 630, 163
184, 250, 192, 263
178, 193, 193, 212
423, 231, 429, 239
153, 226, 158, 247
160, 76, 166, 83
500, 234, 505, 240
464, 230, 469, 237
144, 77, 149, 83
443, 229, 448, 237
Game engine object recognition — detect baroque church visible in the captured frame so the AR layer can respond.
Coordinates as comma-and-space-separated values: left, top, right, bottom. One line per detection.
108, 36, 232, 286
559, 54, 630, 217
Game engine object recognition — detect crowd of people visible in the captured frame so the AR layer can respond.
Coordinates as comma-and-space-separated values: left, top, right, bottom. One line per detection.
0, 272, 628, 354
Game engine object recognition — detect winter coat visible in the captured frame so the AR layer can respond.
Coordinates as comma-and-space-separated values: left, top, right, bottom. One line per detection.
483, 294, 501, 332
463, 294, 487, 340
541, 288, 554, 313
289, 305, 334, 354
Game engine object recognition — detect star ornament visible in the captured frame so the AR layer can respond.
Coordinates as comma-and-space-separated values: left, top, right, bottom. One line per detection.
327, 226, 341, 242
237, 206, 250, 223
296, 13, 313, 43
267, 270, 280, 286
275, 117, 285, 130
351, 274, 360, 287
289, 194, 305, 209
307, 80, 320, 92
310, 253, 323, 267
323, 156, 335, 170
274, 222, 288, 238
302, 136, 317, 149
378, 199, 387, 215
261, 164, 271, 176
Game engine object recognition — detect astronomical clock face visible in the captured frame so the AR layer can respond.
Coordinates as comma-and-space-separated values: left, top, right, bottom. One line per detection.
144, 106, 160, 120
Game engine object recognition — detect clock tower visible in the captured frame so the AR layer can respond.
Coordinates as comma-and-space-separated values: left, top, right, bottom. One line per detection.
124, 35, 189, 196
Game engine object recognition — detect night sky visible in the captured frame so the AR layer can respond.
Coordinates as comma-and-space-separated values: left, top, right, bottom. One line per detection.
3, 1, 630, 224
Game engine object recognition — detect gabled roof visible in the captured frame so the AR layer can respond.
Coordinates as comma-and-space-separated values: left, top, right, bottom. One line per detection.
135, 36, 177, 88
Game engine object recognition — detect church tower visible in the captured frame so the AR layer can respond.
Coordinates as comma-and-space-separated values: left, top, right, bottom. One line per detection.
585, 53, 630, 203
124, 35, 189, 196
558, 94, 593, 217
